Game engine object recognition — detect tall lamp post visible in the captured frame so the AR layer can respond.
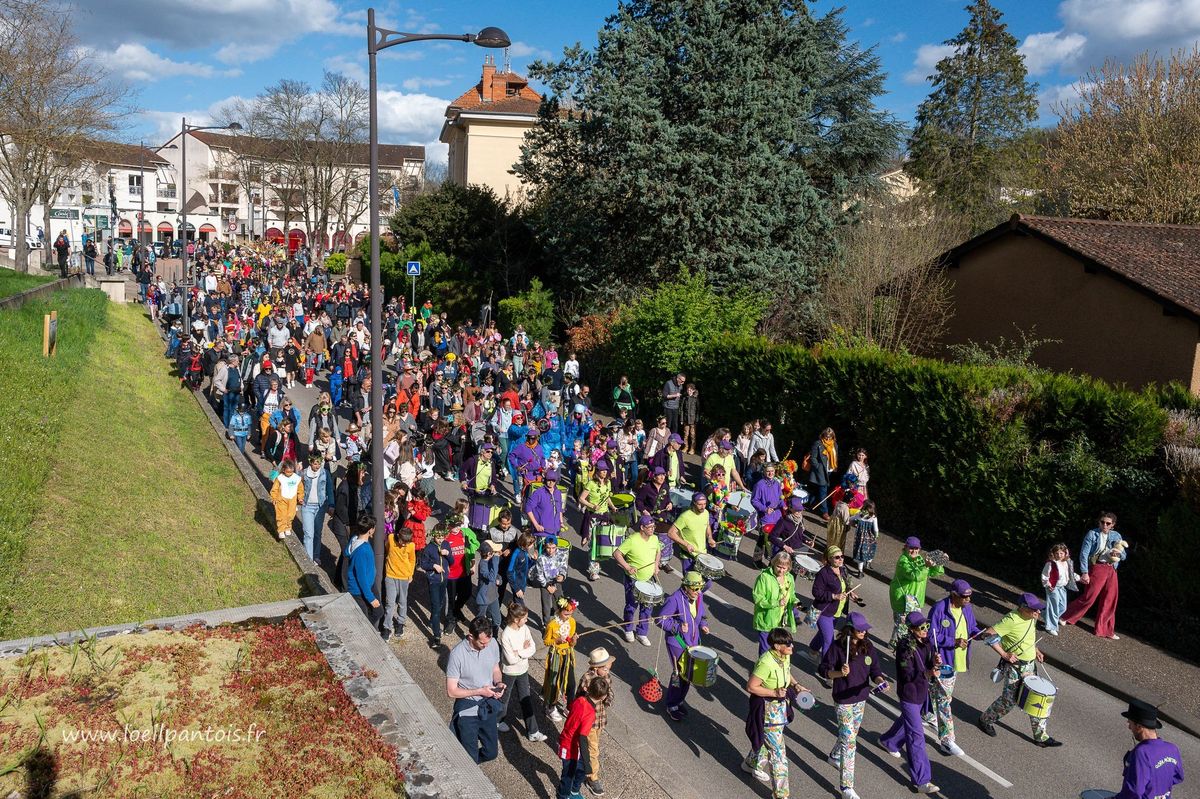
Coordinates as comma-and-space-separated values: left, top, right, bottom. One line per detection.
366, 10, 510, 599
178, 118, 241, 334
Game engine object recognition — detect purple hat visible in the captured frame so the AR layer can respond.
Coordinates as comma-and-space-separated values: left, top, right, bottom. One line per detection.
480, 442, 495, 451
606, 438, 618, 448
652, 466, 666, 476
691, 491, 706, 504
949, 578, 973, 597
904, 536, 922, 550
669, 433, 684, 445
719, 439, 733, 451
847, 612, 871, 632
905, 610, 927, 627
546, 468, 561, 481
639, 512, 654, 527
788, 496, 805, 511
1020, 592, 1045, 611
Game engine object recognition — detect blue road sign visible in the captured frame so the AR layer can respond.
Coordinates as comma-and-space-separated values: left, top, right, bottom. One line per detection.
406, 260, 421, 276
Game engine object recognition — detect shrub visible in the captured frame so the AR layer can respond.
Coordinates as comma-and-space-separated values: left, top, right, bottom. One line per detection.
324, 253, 347, 274
497, 278, 555, 344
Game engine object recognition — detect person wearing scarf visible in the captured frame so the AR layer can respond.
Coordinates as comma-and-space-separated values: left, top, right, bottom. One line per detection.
809, 546, 859, 665
767, 497, 813, 563
461, 442, 499, 531
819, 612, 888, 799
807, 428, 839, 519
656, 571, 710, 722
742, 627, 806, 799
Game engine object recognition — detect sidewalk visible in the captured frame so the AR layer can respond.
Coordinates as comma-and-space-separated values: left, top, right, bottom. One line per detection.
825, 518, 1200, 738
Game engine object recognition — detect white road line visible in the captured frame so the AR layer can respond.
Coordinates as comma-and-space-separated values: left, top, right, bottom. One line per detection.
868, 695, 1014, 789
705, 590, 727, 605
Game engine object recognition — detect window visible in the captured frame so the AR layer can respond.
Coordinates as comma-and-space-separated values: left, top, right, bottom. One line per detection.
158, 183, 176, 198
82, 181, 92, 193
128, 174, 142, 196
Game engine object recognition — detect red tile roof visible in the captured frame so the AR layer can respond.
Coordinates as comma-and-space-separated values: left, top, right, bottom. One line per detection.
447, 69, 542, 116
947, 214, 1200, 321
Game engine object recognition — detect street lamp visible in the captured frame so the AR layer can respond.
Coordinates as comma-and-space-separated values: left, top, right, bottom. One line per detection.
366, 10, 510, 598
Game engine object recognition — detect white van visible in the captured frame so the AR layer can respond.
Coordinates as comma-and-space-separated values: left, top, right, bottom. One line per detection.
0, 227, 42, 249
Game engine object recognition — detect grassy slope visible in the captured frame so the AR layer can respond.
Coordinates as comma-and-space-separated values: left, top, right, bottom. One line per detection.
2, 300, 300, 638
0, 266, 54, 299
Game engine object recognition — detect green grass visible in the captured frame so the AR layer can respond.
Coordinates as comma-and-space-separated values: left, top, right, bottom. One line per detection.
0, 266, 55, 299
0, 297, 301, 638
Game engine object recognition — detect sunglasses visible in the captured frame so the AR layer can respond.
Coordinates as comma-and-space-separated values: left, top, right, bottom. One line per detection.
914, 623, 930, 631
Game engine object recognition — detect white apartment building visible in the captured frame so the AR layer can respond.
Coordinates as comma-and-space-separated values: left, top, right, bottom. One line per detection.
18, 134, 424, 254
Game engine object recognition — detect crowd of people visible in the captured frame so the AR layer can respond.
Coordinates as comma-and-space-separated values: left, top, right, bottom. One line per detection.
158, 240, 1181, 799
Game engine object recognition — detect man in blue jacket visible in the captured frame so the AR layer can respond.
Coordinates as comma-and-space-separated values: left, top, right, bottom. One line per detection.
346, 512, 381, 627
926, 579, 982, 757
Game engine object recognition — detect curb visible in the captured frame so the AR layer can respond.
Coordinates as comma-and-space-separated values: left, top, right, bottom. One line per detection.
0, 273, 85, 310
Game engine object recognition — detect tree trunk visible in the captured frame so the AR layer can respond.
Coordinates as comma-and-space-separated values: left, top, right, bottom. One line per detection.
41, 199, 53, 270
13, 190, 27, 272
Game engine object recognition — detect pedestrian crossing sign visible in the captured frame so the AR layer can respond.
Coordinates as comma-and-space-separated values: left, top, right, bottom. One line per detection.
406, 261, 421, 276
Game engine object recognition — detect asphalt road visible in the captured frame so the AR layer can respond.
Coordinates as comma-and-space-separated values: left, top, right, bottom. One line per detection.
237, 370, 1197, 799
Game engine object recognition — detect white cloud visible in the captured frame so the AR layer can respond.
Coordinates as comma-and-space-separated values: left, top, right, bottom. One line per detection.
1036, 80, 1094, 120
889, 32, 908, 44
324, 54, 367, 86
1019, 31, 1087, 75
507, 41, 553, 61
905, 44, 957, 84
138, 95, 250, 146
376, 90, 450, 144
105, 43, 238, 82
401, 76, 453, 91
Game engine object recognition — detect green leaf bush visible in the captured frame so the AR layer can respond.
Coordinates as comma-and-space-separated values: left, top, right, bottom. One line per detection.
324, 253, 347, 274
497, 278, 555, 344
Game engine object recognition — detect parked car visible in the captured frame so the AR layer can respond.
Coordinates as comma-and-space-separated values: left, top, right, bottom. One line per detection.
0, 227, 42, 249
152, 241, 166, 258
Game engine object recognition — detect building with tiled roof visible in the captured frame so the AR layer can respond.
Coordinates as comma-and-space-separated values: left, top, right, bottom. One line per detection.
940, 214, 1200, 393
440, 55, 542, 202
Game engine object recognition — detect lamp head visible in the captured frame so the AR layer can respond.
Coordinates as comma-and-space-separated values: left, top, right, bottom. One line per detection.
471, 27, 511, 48
226, 122, 243, 131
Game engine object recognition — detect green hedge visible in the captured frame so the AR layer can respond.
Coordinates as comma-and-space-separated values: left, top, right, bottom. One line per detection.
611, 335, 1198, 657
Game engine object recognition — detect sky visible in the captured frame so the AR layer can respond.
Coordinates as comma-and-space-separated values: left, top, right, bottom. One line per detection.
63, 0, 1200, 165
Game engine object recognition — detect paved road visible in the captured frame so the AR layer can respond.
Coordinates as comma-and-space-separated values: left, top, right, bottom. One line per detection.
232, 371, 1198, 799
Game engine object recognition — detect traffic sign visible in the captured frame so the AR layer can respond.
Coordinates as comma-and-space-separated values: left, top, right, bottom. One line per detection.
406, 260, 421, 276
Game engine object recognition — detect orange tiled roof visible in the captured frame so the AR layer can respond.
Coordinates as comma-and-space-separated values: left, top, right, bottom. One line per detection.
448, 70, 542, 115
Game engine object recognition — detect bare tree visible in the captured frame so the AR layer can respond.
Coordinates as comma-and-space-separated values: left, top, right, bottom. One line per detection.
0, 0, 126, 271
819, 199, 966, 354
1042, 48, 1200, 224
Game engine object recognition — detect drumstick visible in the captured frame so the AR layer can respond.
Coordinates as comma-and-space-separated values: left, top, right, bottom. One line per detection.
575, 612, 686, 640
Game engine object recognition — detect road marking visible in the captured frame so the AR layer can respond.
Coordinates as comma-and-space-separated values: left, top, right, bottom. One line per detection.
705, 590, 727, 605
868, 695, 1014, 789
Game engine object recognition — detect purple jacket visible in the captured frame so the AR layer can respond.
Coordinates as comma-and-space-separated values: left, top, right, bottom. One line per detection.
811, 564, 852, 618
820, 639, 884, 705
751, 478, 784, 528
635, 481, 672, 524
523, 484, 564, 538
893, 637, 937, 705
768, 514, 810, 555
927, 596, 982, 670
508, 442, 544, 482
461, 456, 499, 529
657, 588, 707, 662
650, 448, 682, 485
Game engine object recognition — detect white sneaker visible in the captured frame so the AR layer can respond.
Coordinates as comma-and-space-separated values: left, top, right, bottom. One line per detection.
624, 631, 635, 643
497, 721, 511, 733
548, 708, 564, 723
923, 712, 936, 728
527, 731, 547, 742
879, 737, 901, 758
841, 789, 861, 799
942, 741, 965, 757
826, 753, 840, 768
740, 758, 770, 783
1109, 634, 1121, 640
916, 782, 940, 794
636, 634, 652, 647
1048, 629, 1059, 636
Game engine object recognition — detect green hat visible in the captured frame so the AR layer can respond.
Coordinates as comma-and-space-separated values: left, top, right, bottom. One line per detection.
682, 571, 704, 588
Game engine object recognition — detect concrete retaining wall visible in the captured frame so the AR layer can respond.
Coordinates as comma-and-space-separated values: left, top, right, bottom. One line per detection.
0, 273, 85, 311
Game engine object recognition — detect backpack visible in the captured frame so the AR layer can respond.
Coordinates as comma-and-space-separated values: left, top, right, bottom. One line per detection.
226, 368, 242, 393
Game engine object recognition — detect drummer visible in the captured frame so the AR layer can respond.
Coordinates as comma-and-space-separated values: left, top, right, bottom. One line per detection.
926, 578, 982, 756
650, 433, 686, 489
613, 512, 663, 647
508, 428, 545, 500
579, 461, 616, 549
977, 592, 1063, 748
768, 497, 813, 563
656, 571, 710, 722
461, 441, 499, 531
751, 552, 797, 654
820, 612, 889, 799
668, 492, 717, 580
809, 546, 859, 669
524, 467, 566, 543
751, 462, 785, 533
704, 439, 746, 492
635, 466, 676, 573
1110, 700, 1184, 799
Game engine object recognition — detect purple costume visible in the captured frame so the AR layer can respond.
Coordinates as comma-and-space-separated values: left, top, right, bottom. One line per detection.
927, 596, 981, 668
523, 483, 565, 540
751, 478, 784, 529
461, 454, 499, 530
809, 563, 852, 656
636, 480, 675, 562
1115, 737, 1184, 799
768, 513, 811, 556
508, 441, 545, 488
880, 636, 937, 787
656, 588, 708, 710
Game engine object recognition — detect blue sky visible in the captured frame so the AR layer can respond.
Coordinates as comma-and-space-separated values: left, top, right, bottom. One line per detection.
63, 0, 1200, 163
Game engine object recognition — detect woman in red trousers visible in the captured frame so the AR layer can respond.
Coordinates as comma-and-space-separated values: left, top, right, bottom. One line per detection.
1061, 511, 1127, 640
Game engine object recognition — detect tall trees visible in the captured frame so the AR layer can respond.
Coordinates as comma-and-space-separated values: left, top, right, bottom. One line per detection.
0, 0, 124, 271
907, 0, 1037, 232
1041, 49, 1200, 225
516, 0, 900, 300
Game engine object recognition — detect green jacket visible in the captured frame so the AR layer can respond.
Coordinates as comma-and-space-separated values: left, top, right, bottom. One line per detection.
751, 569, 797, 633
889, 553, 944, 613
462, 526, 480, 571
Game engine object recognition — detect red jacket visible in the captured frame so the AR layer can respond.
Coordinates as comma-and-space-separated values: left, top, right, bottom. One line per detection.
557, 695, 597, 760
405, 499, 430, 551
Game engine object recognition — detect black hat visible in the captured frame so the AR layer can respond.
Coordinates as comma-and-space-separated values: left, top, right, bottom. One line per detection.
1121, 700, 1162, 729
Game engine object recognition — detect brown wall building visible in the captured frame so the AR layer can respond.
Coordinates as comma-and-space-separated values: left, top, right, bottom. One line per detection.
941, 215, 1200, 394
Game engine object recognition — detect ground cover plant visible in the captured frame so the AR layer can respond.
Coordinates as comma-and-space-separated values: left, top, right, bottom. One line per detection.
0, 617, 405, 797
0, 267, 54, 299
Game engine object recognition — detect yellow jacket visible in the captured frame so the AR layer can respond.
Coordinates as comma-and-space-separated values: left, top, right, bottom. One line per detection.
385, 537, 416, 580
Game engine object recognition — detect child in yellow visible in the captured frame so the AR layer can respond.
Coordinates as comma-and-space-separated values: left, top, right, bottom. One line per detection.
269, 459, 303, 539
383, 526, 416, 641
542, 596, 578, 721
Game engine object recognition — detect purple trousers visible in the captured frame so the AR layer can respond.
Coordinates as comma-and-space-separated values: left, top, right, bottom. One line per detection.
757, 630, 771, 655
623, 577, 652, 636
880, 700, 931, 786
809, 613, 839, 657
665, 641, 691, 708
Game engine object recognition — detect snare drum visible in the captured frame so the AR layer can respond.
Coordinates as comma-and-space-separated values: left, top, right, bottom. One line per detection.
681, 645, 720, 687
694, 553, 725, 581
633, 580, 665, 607
669, 487, 694, 509
724, 491, 758, 530
593, 523, 625, 561
1017, 675, 1057, 719
794, 554, 822, 579
612, 492, 635, 509
793, 690, 816, 711
716, 533, 743, 558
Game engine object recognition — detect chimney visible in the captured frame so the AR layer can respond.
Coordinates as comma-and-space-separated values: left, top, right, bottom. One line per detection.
481, 55, 496, 103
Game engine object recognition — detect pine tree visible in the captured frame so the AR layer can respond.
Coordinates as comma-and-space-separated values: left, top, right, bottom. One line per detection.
516, 0, 901, 302
907, 0, 1038, 231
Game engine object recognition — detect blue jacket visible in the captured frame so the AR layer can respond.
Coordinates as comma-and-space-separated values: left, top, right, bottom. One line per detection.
507, 548, 531, 593
475, 555, 500, 605
927, 596, 982, 670
345, 539, 377, 603
1078, 528, 1126, 574
228, 411, 252, 437
418, 541, 448, 585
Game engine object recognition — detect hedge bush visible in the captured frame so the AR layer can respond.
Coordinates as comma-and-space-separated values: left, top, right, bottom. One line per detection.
324, 253, 347, 274
497, 278, 555, 344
